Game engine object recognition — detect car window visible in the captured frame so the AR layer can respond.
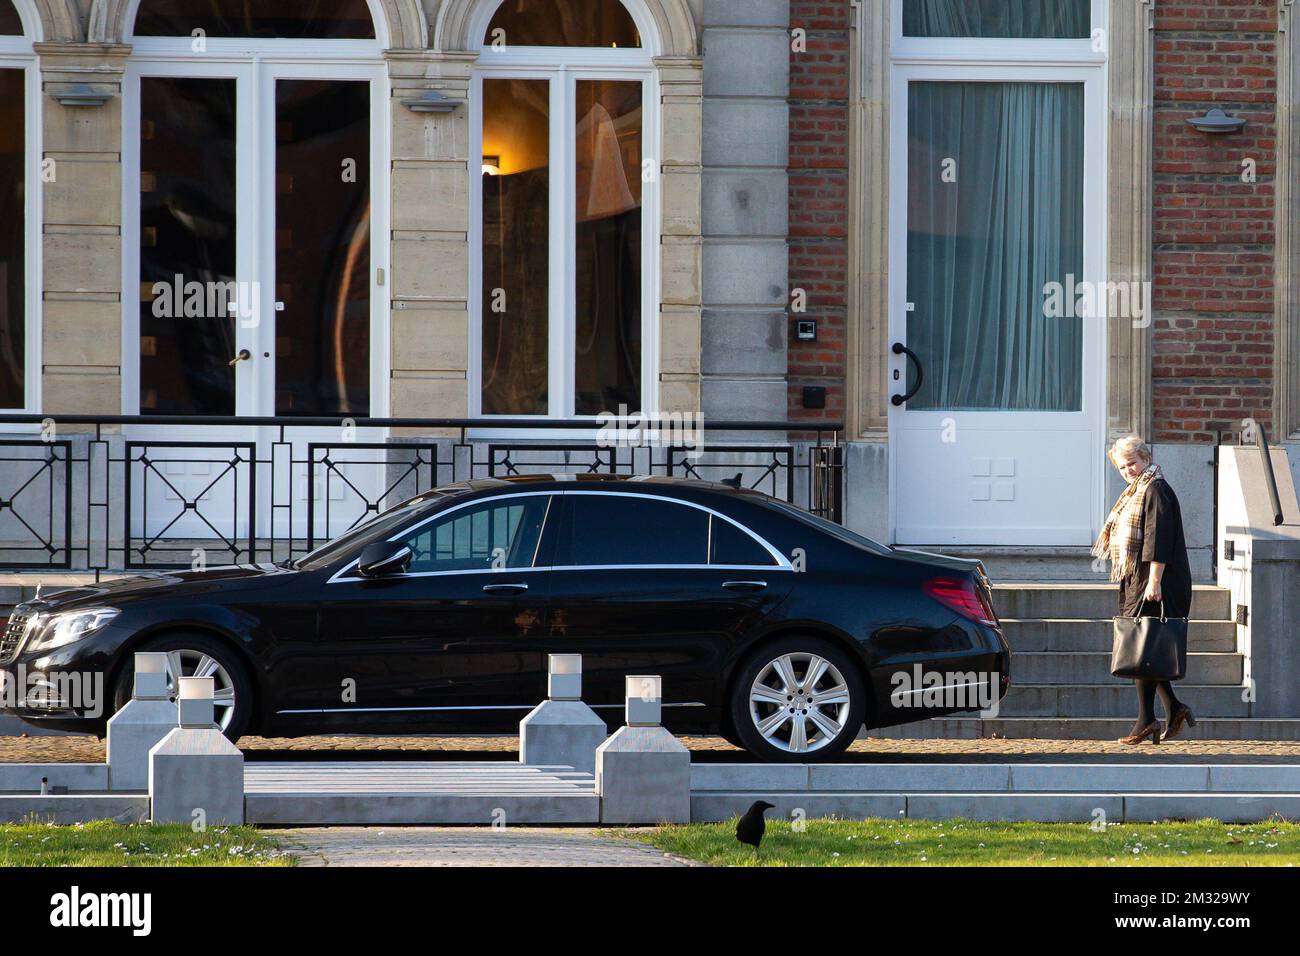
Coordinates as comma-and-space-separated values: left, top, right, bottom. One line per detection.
558, 494, 708, 566
400, 496, 551, 574
709, 515, 777, 567
295, 493, 446, 570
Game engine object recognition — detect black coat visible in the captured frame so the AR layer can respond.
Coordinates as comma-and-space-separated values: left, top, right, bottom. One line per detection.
1118, 477, 1193, 619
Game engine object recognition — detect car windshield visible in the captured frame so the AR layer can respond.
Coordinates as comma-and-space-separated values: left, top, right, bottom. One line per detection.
763, 499, 892, 556
293, 493, 448, 571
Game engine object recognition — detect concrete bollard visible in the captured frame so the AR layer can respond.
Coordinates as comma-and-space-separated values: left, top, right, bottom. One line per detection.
595, 676, 690, 824
107, 653, 178, 791
519, 654, 608, 775
148, 677, 244, 825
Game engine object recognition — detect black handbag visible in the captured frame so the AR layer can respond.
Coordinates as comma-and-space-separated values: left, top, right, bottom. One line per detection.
1110, 602, 1188, 680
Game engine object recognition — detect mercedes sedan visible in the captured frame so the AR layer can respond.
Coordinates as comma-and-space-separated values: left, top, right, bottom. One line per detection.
0, 475, 1010, 762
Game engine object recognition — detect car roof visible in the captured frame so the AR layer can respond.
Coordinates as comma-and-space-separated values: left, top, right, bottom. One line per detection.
430, 473, 770, 502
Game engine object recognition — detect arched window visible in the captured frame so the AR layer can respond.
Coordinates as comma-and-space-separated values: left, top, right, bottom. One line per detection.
133, 0, 376, 40
475, 0, 653, 419
484, 0, 640, 48
0, 0, 32, 411
0, 0, 22, 35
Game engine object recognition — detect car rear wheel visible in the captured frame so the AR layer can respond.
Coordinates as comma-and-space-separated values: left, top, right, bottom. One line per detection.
111, 633, 252, 741
729, 637, 865, 762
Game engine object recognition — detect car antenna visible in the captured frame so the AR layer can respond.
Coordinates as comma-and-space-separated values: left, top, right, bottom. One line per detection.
721, 473, 743, 489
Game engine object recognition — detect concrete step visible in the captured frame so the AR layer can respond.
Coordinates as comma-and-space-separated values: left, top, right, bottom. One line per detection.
991, 583, 1232, 620
998, 684, 1249, 718
1002, 618, 1236, 652
917, 545, 1219, 585
869, 717, 1300, 741
691, 791, 1300, 823
1015, 652, 1242, 686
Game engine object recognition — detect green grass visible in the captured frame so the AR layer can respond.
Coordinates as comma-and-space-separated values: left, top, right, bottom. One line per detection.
0, 821, 294, 867
634, 818, 1300, 867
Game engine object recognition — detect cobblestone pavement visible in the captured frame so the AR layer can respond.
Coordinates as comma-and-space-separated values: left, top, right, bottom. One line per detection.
265, 827, 690, 867
3, 733, 1299, 763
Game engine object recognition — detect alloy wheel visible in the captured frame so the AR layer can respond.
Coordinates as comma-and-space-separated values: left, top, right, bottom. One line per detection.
748, 652, 852, 754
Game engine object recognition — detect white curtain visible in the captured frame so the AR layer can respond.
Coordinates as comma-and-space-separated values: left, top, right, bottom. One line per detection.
904, 0, 1091, 39
906, 81, 1085, 411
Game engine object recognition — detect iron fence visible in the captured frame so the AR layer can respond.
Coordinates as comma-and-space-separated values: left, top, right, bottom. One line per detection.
0, 415, 844, 574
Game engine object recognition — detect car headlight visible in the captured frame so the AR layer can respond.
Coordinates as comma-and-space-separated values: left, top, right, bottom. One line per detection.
23, 608, 121, 654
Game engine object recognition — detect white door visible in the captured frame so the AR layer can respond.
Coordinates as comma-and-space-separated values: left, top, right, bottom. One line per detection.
888, 64, 1106, 546
123, 59, 388, 565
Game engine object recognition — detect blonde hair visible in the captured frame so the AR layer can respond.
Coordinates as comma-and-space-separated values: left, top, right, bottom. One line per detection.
1107, 434, 1152, 468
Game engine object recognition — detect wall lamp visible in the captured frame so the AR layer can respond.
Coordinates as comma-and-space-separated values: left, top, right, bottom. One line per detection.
1185, 108, 1246, 134
51, 83, 113, 108
402, 89, 461, 113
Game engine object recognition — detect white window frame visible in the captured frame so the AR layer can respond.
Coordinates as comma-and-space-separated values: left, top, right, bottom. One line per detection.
891, 0, 1106, 63
468, 2, 661, 423
0, 1, 41, 415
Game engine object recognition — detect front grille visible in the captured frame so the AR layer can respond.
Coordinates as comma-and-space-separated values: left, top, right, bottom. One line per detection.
1, 612, 30, 665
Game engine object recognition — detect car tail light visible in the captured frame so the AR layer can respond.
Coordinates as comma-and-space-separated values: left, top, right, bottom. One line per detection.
923, 577, 997, 626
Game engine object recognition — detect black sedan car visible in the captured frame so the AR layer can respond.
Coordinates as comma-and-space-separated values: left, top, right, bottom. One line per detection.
0, 475, 1009, 761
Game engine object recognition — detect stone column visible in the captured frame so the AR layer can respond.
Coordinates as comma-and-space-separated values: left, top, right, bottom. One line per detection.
657, 54, 705, 415
35, 43, 130, 418
106, 652, 178, 791
385, 50, 477, 429
595, 676, 691, 824
149, 677, 244, 825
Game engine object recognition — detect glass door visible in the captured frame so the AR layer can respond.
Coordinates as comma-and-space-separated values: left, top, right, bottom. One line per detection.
126, 61, 386, 564
888, 66, 1105, 545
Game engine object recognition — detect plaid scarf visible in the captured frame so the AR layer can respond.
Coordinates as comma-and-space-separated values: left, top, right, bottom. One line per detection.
1092, 463, 1163, 582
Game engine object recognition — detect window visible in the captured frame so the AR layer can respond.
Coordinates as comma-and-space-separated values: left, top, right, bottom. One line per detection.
558, 495, 708, 566
903, 0, 1090, 39
0, 1, 20, 35
709, 516, 776, 567
0, 0, 29, 411
485, 0, 640, 48
134, 0, 376, 39
401, 496, 551, 573
476, 0, 651, 419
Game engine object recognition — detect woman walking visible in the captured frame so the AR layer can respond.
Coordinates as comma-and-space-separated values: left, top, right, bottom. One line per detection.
1092, 435, 1196, 745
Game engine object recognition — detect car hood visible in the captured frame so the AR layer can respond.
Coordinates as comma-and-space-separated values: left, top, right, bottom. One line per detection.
20, 564, 295, 613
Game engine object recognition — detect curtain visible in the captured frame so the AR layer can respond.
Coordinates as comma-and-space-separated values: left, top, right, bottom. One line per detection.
906, 81, 1084, 411
904, 0, 1091, 39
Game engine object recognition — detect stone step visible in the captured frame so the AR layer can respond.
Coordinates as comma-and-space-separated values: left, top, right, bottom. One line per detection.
690, 791, 1300, 823
869, 717, 1300, 741
923, 545, 1218, 584
1015, 652, 1242, 686
996, 684, 1250, 718
1001, 618, 1236, 653
991, 583, 1232, 621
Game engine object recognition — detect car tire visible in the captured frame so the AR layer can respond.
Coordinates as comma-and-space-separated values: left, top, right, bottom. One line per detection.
729, 637, 866, 763
111, 633, 253, 742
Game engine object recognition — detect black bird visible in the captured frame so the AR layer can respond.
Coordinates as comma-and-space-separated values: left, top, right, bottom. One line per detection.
735, 800, 775, 853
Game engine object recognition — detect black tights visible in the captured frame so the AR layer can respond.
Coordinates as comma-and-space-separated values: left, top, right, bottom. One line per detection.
1134, 679, 1183, 731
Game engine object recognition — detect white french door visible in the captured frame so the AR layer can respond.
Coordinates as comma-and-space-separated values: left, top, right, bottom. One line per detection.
888, 63, 1107, 546
122, 57, 389, 561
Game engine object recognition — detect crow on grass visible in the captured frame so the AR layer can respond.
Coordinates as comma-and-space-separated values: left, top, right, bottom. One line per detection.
736, 800, 775, 855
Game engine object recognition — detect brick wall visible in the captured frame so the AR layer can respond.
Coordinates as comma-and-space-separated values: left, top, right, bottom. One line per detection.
787, 1, 850, 422
1152, 0, 1277, 442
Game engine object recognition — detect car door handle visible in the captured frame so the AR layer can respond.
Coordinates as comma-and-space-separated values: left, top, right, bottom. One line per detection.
482, 582, 528, 593
722, 580, 767, 592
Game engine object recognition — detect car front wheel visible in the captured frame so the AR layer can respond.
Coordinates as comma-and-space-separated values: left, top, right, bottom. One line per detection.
111, 633, 252, 741
729, 638, 865, 762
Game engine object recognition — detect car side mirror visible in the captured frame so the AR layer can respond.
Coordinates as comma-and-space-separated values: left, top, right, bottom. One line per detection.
357, 541, 413, 578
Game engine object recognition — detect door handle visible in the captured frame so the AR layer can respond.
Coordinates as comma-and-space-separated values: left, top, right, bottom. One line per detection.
482, 582, 528, 593
722, 580, 767, 592
891, 342, 923, 406
228, 349, 252, 367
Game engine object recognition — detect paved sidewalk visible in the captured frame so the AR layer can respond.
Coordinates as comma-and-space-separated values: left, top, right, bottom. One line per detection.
266, 826, 690, 867
3, 734, 1299, 763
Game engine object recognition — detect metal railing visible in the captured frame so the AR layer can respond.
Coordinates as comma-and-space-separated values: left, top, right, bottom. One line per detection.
0, 414, 845, 574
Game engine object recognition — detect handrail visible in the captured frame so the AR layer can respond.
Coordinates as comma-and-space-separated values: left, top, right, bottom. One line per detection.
0, 413, 844, 432
1256, 423, 1285, 527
